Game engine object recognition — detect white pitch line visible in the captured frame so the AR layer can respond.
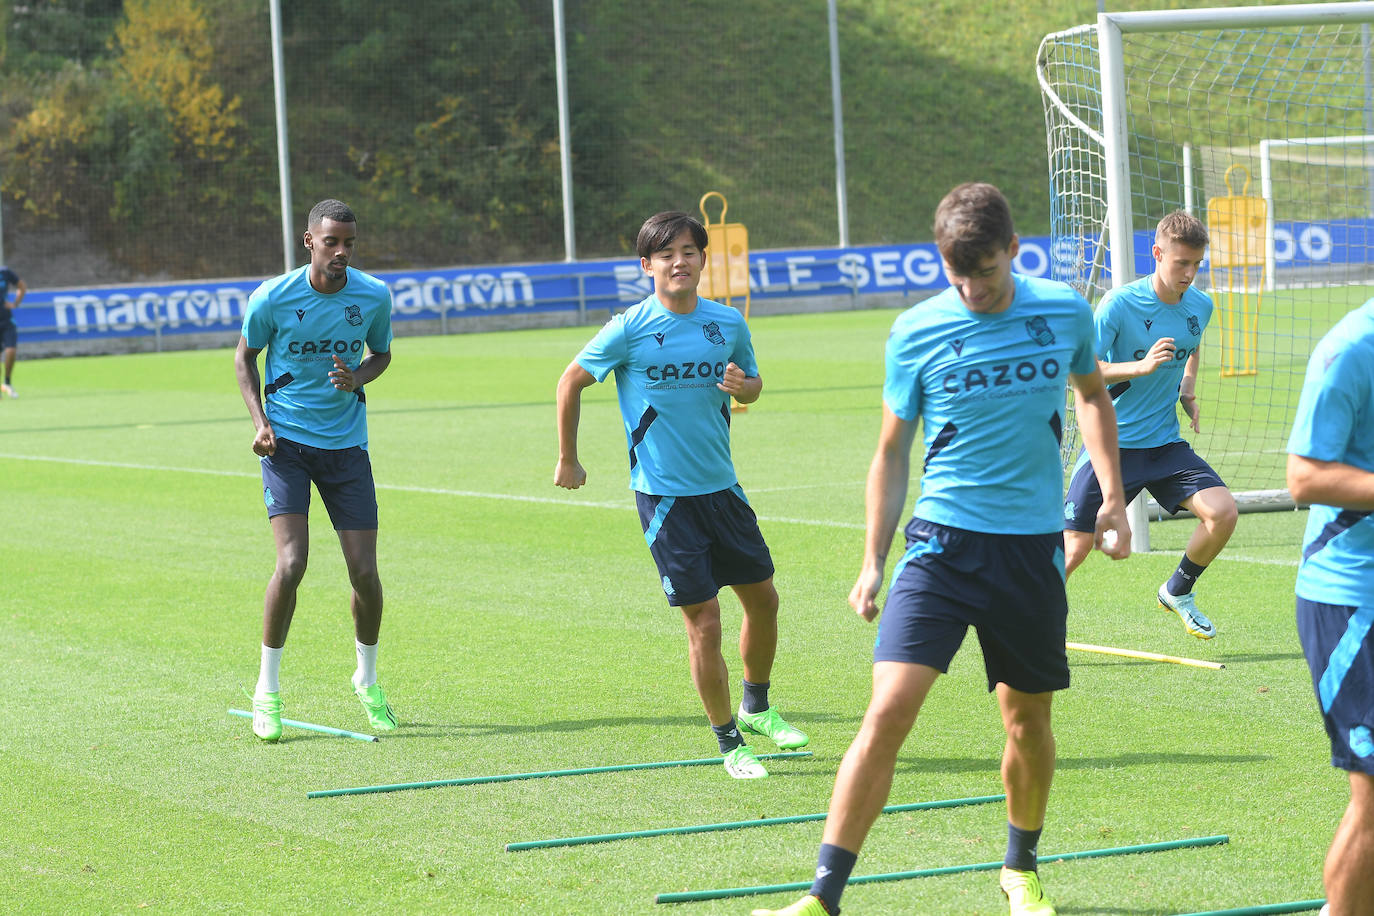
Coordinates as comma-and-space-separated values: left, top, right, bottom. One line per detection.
0, 452, 862, 526
0, 452, 1305, 546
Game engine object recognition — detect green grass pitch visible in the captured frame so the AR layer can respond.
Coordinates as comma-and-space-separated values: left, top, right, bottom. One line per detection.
0, 308, 1338, 913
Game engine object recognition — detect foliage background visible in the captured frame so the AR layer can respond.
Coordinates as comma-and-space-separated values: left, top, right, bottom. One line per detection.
0, 0, 1318, 284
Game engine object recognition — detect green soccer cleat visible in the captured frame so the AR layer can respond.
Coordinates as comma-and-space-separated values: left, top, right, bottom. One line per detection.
1157, 584, 1216, 639
1000, 866, 1056, 916
723, 744, 769, 779
251, 691, 283, 742
354, 682, 398, 731
750, 895, 832, 916
736, 705, 810, 750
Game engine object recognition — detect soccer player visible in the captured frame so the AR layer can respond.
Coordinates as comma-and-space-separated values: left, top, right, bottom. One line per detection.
1286, 299, 1374, 916
233, 199, 397, 742
554, 210, 808, 780
0, 263, 26, 398
755, 183, 1129, 916
1062, 210, 1238, 639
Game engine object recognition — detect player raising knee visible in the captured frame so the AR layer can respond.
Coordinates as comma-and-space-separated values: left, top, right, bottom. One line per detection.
1062, 211, 1238, 639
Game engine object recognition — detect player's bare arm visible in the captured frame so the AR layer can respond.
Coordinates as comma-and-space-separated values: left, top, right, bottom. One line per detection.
1178, 348, 1201, 433
233, 337, 276, 457
849, 406, 918, 621
1072, 368, 1131, 558
716, 361, 762, 403
1287, 454, 1374, 510
1098, 337, 1176, 383
329, 350, 391, 392
554, 361, 595, 489
10, 278, 24, 309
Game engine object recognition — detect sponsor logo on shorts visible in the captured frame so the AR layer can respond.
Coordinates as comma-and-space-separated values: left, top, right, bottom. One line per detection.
264, 486, 276, 508
1064, 500, 1076, 520
662, 575, 675, 597
1350, 725, 1374, 758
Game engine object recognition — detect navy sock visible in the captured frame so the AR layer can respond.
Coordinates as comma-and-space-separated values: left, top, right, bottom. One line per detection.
712, 719, 744, 753
741, 678, 770, 714
1166, 554, 1207, 596
1005, 823, 1043, 872
808, 843, 856, 914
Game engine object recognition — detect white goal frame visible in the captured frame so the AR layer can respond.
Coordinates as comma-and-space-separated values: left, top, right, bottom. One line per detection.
1043, 2, 1374, 552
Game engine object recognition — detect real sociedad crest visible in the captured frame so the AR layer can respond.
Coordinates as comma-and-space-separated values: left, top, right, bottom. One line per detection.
344, 304, 363, 327
1187, 315, 1200, 336
1025, 315, 1055, 346
702, 321, 726, 345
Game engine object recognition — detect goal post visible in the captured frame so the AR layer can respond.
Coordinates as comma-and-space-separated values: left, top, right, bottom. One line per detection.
1038, 3, 1374, 549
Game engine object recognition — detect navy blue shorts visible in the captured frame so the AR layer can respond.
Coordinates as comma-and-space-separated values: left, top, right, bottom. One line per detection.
259, 437, 378, 530
1298, 596, 1374, 774
875, 518, 1070, 694
1064, 440, 1226, 531
635, 486, 775, 607
0, 321, 15, 350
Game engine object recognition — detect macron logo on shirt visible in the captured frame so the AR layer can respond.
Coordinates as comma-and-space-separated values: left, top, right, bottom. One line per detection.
295, 309, 305, 322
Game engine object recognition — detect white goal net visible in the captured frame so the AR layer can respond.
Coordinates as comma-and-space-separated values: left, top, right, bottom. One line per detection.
1038, 3, 1374, 510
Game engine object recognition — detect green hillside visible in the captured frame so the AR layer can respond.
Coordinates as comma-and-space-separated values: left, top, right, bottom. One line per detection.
0, 0, 1319, 278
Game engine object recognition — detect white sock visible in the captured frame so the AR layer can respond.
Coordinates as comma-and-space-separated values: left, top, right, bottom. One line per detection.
353, 640, 378, 689
256, 644, 282, 695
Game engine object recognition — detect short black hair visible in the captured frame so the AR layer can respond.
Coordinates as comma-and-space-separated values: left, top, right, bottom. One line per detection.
308, 199, 357, 230
636, 211, 708, 260
933, 182, 1015, 275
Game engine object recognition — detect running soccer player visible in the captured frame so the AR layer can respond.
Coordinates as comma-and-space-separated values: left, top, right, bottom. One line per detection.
1062, 210, 1238, 639
755, 183, 1129, 916
0, 263, 26, 398
234, 199, 397, 742
554, 210, 808, 780
1287, 299, 1374, 915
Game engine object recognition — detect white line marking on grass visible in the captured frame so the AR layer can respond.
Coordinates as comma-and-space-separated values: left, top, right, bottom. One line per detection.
1, 452, 862, 526
0, 452, 1304, 546
1, 453, 254, 478
749, 480, 867, 493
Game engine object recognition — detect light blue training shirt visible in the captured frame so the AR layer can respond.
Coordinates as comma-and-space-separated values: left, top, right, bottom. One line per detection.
241, 264, 394, 450
1093, 274, 1213, 448
884, 273, 1097, 535
1287, 299, 1374, 607
576, 294, 757, 496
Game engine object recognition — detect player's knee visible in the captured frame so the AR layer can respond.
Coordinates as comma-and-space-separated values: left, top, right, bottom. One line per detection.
861, 691, 920, 740
1002, 699, 1054, 748
274, 552, 308, 587
741, 584, 779, 619
348, 564, 381, 598
682, 603, 723, 646
1063, 532, 1092, 572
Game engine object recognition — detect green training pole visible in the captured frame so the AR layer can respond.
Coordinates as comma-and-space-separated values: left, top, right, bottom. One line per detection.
227, 708, 378, 743
1173, 901, 1326, 916
653, 834, 1230, 904
506, 793, 1005, 852
307, 750, 812, 799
